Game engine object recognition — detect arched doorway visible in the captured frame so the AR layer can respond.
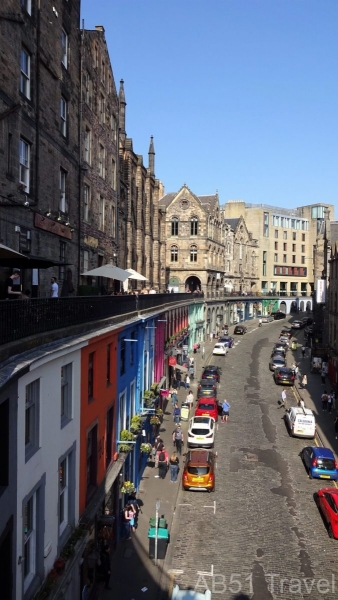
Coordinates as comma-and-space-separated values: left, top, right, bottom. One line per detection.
290, 301, 297, 313
306, 300, 312, 312
299, 300, 304, 312
185, 275, 201, 292
279, 301, 287, 314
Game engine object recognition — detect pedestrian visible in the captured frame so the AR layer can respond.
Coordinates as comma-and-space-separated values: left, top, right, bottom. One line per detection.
186, 389, 194, 409
50, 276, 59, 298
202, 345, 205, 358
122, 505, 133, 539
328, 393, 333, 413
169, 451, 180, 482
5, 269, 22, 299
172, 425, 184, 454
278, 389, 287, 409
157, 446, 169, 479
331, 389, 336, 411
321, 390, 328, 411
152, 435, 163, 463
321, 368, 326, 385
127, 492, 140, 527
100, 546, 111, 590
301, 374, 307, 389
173, 403, 181, 424
301, 345, 306, 358
334, 416, 338, 439
294, 364, 299, 378
209, 332, 213, 342
299, 398, 305, 409
172, 375, 178, 390
170, 388, 178, 408
82, 581, 91, 600
221, 399, 231, 422
184, 374, 190, 390
176, 371, 182, 389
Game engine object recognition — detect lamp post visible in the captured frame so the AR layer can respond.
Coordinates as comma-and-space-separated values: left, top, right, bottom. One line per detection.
154, 499, 160, 565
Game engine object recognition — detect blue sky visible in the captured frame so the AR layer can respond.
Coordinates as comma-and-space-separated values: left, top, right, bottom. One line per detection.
81, 0, 338, 210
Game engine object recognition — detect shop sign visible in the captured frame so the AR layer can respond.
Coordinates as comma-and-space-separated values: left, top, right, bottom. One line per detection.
168, 356, 177, 366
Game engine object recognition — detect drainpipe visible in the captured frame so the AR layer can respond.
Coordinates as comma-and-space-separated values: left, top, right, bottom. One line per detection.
34, 0, 41, 207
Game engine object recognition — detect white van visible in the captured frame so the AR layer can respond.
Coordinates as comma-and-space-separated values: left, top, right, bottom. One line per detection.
285, 406, 316, 438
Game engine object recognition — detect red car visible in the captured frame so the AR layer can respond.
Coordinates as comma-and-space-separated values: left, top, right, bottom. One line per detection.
315, 488, 338, 538
195, 398, 219, 422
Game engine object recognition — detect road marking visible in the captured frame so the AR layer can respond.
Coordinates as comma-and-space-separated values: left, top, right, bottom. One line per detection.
197, 564, 214, 577
203, 501, 216, 514
178, 503, 192, 506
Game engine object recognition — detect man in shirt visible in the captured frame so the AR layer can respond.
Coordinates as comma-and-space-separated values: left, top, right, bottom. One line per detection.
5, 269, 22, 299
278, 389, 287, 409
50, 277, 59, 298
221, 400, 231, 422
186, 390, 194, 409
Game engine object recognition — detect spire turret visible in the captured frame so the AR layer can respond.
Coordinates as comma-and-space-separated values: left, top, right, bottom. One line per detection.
119, 79, 126, 138
148, 135, 155, 176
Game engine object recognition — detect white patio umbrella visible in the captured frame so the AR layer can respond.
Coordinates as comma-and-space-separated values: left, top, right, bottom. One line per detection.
126, 269, 148, 281
81, 265, 131, 281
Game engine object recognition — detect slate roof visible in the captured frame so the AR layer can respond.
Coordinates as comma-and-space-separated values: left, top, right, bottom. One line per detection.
159, 193, 178, 207
225, 218, 241, 230
198, 194, 218, 210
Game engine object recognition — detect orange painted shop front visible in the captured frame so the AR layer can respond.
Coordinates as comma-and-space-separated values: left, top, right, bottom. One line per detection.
79, 330, 120, 516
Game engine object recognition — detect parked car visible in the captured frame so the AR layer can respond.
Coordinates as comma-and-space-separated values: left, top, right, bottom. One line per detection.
198, 380, 217, 392
218, 335, 234, 348
281, 328, 292, 338
187, 416, 215, 448
234, 325, 247, 335
272, 312, 286, 320
284, 406, 316, 438
315, 488, 338, 538
269, 355, 286, 371
301, 447, 338, 480
201, 366, 221, 383
271, 348, 286, 359
212, 343, 227, 356
291, 320, 303, 329
195, 398, 219, 422
197, 388, 217, 399
182, 448, 216, 492
274, 367, 295, 385
274, 342, 288, 353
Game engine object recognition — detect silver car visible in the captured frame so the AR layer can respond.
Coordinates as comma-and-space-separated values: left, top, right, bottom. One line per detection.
269, 355, 286, 371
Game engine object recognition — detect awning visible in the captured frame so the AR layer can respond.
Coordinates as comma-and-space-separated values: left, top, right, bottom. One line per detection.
82, 265, 131, 281
0, 255, 73, 269
0, 244, 26, 260
126, 268, 148, 281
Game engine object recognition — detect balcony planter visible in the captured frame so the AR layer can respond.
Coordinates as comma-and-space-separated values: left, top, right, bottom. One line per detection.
118, 429, 136, 452
121, 481, 135, 494
140, 443, 152, 454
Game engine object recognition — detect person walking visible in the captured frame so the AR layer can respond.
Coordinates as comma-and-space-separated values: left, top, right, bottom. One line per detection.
186, 389, 194, 409
301, 345, 306, 358
169, 452, 180, 482
301, 374, 307, 390
321, 390, 329, 411
184, 374, 190, 390
157, 446, 169, 479
170, 388, 178, 408
221, 399, 231, 422
172, 425, 184, 454
5, 269, 22, 299
176, 371, 182, 390
173, 403, 181, 424
50, 277, 59, 298
334, 416, 338, 439
172, 375, 178, 390
278, 389, 287, 409
299, 398, 305, 409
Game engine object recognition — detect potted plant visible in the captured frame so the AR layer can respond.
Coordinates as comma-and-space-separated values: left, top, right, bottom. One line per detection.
130, 415, 143, 433
140, 442, 152, 454
150, 415, 161, 426
118, 429, 135, 452
121, 481, 135, 494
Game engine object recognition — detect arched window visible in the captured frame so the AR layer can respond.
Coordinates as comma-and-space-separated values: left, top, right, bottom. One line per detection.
170, 245, 178, 262
171, 217, 179, 236
191, 216, 198, 236
190, 245, 197, 262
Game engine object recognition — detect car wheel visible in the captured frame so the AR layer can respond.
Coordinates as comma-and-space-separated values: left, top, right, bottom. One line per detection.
329, 525, 334, 539
308, 468, 313, 479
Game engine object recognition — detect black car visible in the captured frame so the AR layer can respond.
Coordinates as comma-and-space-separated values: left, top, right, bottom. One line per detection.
272, 312, 286, 320
234, 325, 247, 335
197, 387, 217, 399
274, 367, 295, 385
280, 328, 292, 338
201, 365, 222, 383
198, 380, 217, 391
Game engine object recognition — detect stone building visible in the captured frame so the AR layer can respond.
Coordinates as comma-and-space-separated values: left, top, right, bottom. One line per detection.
118, 81, 164, 290
0, 0, 81, 296
79, 25, 119, 293
222, 216, 259, 293
224, 200, 335, 296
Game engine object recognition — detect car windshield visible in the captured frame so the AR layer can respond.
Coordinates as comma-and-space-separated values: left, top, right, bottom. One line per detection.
191, 428, 210, 435
279, 369, 291, 375
188, 466, 210, 475
317, 458, 335, 470
198, 403, 215, 410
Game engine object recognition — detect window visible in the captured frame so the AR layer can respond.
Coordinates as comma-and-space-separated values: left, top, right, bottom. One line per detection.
292, 244, 296, 252
60, 96, 67, 136
25, 380, 40, 460
83, 250, 89, 272
292, 232, 296, 241
283, 243, 287, 251
106, 406, 114, 469
263, 213, 269, 237
107, 344, 111, 384
302, 233, 305, 242
171, 217, 178, 236
170, 245, 178, 262
84, 127, 91, 164
120, 339, 126, 375
99, 144, 105, 178
83, 184, 90, 221
100, 94, 105, 124
262, 251, 267, 277
111, 205, 116, 237
301, 256, 305, 264
19, 138, 30, 192
301, 245, 305, 253
111, 114, 117, 142
20, 48, 30, 98
190, 245, 197, 262
21, 0, 32, 15
59, 458, 68, 533
274, 242, 278, 250
283, 231, 287, 240
274, 254, 278, 262
94, 45, 99, 68
24, 494, 36, 587
191, 217, 198, 236
61, 29, 68, 68
84, 71, 91, 106
99, 196, 105, 230
291, 219, 295, 228
61, 363, 72, 425
101, 61, 105, 84
239, 242, 243, 260
130, 332, 135, 366
59, 241, 66, 282
283, 254, 287, 263
275, 230, 278, 239
88, 352, 94, 401
111, 158, 116, 190
0, 400, 9, 488
292, 255, 296, 264
59, 169, 67, 212
86, 425, 98, 503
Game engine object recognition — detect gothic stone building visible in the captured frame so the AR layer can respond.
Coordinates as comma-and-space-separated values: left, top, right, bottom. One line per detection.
222, 216, 259, 293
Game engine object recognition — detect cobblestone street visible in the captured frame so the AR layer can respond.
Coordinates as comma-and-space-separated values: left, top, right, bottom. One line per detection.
166, 320, 338, 599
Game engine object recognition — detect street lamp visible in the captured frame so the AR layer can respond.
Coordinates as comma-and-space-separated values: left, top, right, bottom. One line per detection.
154, 499, 161, 566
